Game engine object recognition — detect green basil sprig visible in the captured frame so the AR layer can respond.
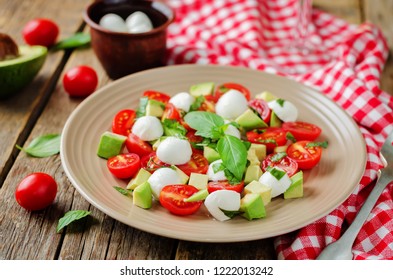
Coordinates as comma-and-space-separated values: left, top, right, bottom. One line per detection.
114, 186, 133, 197
16, 134, 61, 157
57, 210, 91, 233
52, 33, 91, 51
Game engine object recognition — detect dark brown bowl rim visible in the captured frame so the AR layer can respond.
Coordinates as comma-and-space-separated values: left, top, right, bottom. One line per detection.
83, 0, 175, 37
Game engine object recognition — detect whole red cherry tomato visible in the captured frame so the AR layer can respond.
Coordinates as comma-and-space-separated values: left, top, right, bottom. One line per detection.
15, 172, 57, 211
22, 18, 59, 47
63, 65, 98, 97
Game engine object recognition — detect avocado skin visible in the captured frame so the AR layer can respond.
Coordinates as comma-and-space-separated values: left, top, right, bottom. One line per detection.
0, 46, 47, 99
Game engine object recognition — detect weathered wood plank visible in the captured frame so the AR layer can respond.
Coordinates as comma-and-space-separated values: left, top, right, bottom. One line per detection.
314, 0, 362, 24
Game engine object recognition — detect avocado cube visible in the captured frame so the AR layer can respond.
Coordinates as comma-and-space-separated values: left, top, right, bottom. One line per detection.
126, 168, 151, 190
250, 143, 266, 161
188, 172, 209, 190
189, 82, 215, 97
240, 193, 266, 220
244, 165, 263, 184
274, 145, 288, 153
247, 148, 260, 166
235, 109, 268, 131
97, 131, 127, 159
184, 188, 209, 202
255, 91, 277, 102
270, 111, 283, 127
284, 171, 303, 199
133, 182, 152, 209
244, 180, 272, 205
203, 146, 220, 163
172, 166, 189, 184
146, 99, 165, 117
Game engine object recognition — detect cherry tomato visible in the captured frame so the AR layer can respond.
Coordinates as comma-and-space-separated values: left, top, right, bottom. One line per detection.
287, 140, 323, 169
22, 18, 59, 47
63, 65, 98, 97
261, 153, 298, 177
125, 133, 153, 157
162, 103, 181, 121
248, 99, 271, 123
207, 180, 245, 193
143, 90, 171, 104
140, 152, 170, 172
107, 153, 140, 179
159, 184, 202, 215
15, 172, 57, 211
112, 109, 136, 136
215, 82, 251, 101
246, 128, 287, 153
282, 121, 322, 141
177, 153, 209, 176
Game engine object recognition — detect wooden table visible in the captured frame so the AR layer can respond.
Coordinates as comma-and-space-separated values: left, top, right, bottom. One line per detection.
1, 0, 392, 260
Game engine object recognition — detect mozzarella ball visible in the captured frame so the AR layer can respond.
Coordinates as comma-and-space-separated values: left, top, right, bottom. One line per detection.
215, 89, 248, 120
204, 190, 241, 221
268, 99, 298, 122
207, 159, 227, 181
148, 167, 181, 198
99, 13, 128, 33
224, 120, 241, 139
156, 137, 192, 165
169, 92, 195, 112
131, 116, 163, 141
126, 11, 153, 33
259, 167, 291, 198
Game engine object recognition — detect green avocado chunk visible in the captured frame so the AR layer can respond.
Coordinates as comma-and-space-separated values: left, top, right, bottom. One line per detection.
0, 45, 47, 99
240, 193, 266, 220
184, 188, 209, 202
133, 181, 153, 209
189, 82, 215, 97
284, 171, 303, 199
127, 168, 151, 190
235, 109, 268, 131
203, 146, 220, 163
145, 99, 165, 117
97, 131, 127, 159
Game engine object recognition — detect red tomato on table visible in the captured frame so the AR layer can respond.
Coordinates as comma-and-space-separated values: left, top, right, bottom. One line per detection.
125, 133, 153, 157
246, 127, 287, 153
22, 18, 59, 47
107, 153, 141, 179
15, 172, 57, 211
63, 65, 98, 97
287, 140, 323, 169
261, 153, 298, 177
112, 109, 136, 136
207, 180, 245, 193
282, 121, 322, 141
159, 184, 202, 215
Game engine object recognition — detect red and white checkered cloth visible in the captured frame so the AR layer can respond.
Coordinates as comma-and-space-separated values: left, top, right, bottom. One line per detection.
165, 0, 393, 259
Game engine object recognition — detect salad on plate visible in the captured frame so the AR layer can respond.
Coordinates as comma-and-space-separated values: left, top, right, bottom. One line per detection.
96, 82, 328, 222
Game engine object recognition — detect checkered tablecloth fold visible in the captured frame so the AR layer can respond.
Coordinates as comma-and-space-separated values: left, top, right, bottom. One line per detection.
166, 0, 393, 259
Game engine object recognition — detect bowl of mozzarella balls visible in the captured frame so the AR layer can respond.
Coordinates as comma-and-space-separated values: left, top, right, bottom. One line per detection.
84, 0, 175, 79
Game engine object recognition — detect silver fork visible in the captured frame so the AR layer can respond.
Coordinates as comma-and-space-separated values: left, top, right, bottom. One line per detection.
317, 131, 393, 260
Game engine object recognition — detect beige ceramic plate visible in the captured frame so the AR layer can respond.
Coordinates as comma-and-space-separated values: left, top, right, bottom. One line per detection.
61, 64, 366, 242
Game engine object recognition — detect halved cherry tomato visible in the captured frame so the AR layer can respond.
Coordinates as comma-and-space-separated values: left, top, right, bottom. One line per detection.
261, 153, 298, 177
282, 121, 322, 141
248, 99, 271, 123
143, 90, 171, 104
186, 131, 203, 146
159, 184, 203, 215
162, 103, 181, 121
198, 99, 215, 112
287, 140, 322, 169
207, 180, 245, 193
107, 153, 141, 179
140, 152, 170, 172
125, 133, 153, 157
215, 82, 251, 101
246, 127, 287, 153
177, 153, 209, 176
112, 109, 136, 136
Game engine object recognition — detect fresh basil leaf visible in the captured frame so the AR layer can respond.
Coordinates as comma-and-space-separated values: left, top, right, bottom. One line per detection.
306, 141, 328, 148
162, 119, 187, 137
136, 97, 149, 118
277, 99, 285, 107
56, 210, 91, 233
184, 111, 224, 133
190, 95, 205, 111
270, 152, 287, 162
223, 169, 241, 185
268, 166, 286, 180
286, 132, 297, 142
16, 134, 60, 158
220, 209, 242, 219
52, 33, 91, 51
114, 186, 133, 197
212, 162, 225, 173
242, 140, 251, 151
217, 135, 247, 182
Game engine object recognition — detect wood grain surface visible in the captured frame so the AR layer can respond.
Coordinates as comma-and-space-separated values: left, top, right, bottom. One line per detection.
1, 0, 392, 260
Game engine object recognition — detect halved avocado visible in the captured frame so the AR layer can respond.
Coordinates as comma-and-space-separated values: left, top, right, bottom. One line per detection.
0, 45, 47, 99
